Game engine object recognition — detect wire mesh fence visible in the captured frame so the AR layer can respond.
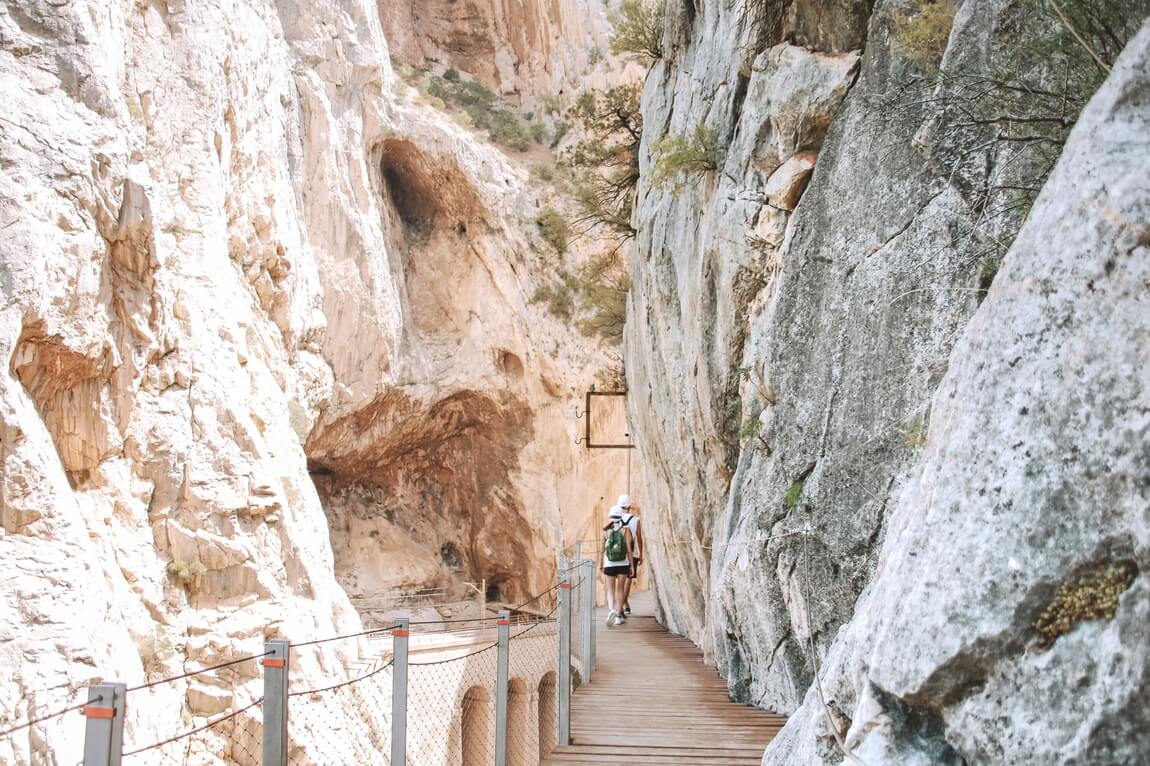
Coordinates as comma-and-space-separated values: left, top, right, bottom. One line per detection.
120, 695, 264, 765
407, 638, 498, 765
5, 571, 592, 766
288, 659, 392, 765
508, 619, 560, 765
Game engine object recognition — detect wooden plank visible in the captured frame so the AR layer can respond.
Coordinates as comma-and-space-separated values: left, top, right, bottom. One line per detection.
541, 592, 787, 765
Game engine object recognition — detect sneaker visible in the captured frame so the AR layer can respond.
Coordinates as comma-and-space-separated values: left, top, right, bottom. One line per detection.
613, 615, 625, 626
623, 605, 632, 616
605, 610, 616, 627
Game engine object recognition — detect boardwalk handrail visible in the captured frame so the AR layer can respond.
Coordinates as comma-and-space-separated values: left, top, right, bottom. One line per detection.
1, 556, 598, 766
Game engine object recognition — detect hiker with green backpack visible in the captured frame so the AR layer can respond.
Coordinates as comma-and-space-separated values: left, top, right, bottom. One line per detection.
602, 505, 635, 627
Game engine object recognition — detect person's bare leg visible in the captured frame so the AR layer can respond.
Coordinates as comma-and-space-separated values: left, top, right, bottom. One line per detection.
604, 575, 617, 625
613, 577, 628, 623
621, 573, 633, 614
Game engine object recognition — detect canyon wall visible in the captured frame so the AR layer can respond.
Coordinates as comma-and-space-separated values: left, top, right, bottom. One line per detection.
628, 0, 1148, 759
0, 0, 621, 762
379, 0, 612, 98
761, 25, 1149, 762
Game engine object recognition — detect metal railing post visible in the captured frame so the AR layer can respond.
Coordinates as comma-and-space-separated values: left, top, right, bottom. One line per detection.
495, 610, 511, 766
82, 682, 125, 766
558, 575, 572, 746
391, 617, 409, 766
261, 640, 289, 766
580, 559, 594, 682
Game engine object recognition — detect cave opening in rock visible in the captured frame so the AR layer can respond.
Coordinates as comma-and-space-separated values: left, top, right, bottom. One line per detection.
496, 349, 524, 378
440, 542, 463, 572
381, 139, 443, 234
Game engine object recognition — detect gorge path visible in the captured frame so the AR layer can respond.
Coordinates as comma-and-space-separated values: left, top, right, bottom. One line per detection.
542, 591, 787, 766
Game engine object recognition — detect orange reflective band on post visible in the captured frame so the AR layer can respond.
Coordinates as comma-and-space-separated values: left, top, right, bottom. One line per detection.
497, 619, 511, 626
83, 706, 115, 719
262, 658, 286, 668
393, 629, 410, 638
559, 582, 571, 589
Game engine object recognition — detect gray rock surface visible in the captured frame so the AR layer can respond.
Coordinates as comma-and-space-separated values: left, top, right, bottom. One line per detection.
629, 0, 1029, 713
763, 23, 1150, 763
628, 0, 1150, 733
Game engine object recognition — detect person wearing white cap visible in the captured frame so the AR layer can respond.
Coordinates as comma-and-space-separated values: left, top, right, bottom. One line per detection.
616, 494, 643, 615
601, 505, 635, 626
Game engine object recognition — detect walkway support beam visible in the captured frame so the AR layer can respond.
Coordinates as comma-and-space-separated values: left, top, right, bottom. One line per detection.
82, 682, 126, 766
261, 640, 290, 766
581, 559, 595, 682
558, 575, 572, 746
495, 610, 511, 766
391, 617, 410, 766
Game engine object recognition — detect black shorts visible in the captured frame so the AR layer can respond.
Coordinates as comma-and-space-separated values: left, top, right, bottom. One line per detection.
604, 564, 631, 577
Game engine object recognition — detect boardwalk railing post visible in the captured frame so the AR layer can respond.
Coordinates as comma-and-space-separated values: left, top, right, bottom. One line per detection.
82, 682, 125, 766
558, 575, 572, 746
580, 559, 594, 683
391, 617, 410, 766
495, 610, 511, 766
261, 640, 289, 766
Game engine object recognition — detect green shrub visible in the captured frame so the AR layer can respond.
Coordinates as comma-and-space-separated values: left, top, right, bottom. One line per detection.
535, 207, 571, 254
650, 123, 722, 190
531, 122, 549, 144
574, 251, 631, 344
167, 559, 207, 590
738, 416, 761, 440
893, 0, 957, 66
562, 85, 643, 235
540, 94, 563, 116
419, 74, 537, 150
531, 279, 576, 321
1033, 562, 1135, 649
484, 109, 532, 150
784, 478, 806, 510
531, 164, 556, 183
903, 416, 928, 447
610, 0, 665, 61
550, 120, 571, 148
588, 46, 605, 66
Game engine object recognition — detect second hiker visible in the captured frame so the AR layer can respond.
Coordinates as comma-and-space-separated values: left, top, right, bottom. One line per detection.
616, 494, 643, 616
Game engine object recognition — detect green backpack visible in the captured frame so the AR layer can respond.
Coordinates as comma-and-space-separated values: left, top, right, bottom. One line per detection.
605, 523, 627, 562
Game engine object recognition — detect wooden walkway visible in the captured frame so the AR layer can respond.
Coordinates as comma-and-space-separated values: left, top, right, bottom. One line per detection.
543, 592, 786, 765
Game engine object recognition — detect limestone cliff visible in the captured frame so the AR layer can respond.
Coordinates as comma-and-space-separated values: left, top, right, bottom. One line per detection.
0, 0, 622, 762
627, 0, 1149, 760
762, 26, 1150, 762
380, 0, 611, 98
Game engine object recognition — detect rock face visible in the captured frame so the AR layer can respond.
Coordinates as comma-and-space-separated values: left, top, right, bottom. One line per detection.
763, 24, 1150, 763
0, 0, 623, 762
629, 0, 1148, 727
379, 0, 611, 97
627, 2, 864, 679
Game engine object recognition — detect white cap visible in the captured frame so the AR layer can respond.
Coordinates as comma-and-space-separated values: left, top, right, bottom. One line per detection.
617, 494, 631, 509
608, 505, 623, 518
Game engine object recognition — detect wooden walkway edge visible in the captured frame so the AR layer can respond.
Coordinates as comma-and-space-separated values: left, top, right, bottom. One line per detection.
542, 592, 786, 765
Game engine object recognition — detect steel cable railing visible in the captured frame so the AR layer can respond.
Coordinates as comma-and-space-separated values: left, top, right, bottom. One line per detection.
288, 659, 394, 765
5, 560, 598, 766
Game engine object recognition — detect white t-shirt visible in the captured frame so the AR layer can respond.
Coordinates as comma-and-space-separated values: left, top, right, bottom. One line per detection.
622, 513, 641, 558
